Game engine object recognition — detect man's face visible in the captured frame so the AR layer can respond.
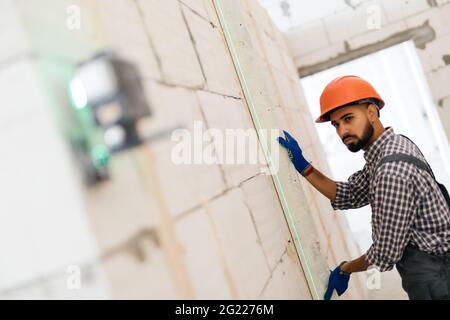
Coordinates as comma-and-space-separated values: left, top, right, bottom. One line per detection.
329, 104, 374, 152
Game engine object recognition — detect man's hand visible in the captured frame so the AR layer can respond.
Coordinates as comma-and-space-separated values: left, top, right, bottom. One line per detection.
324, 262, 351, 300
277, 130, 311, 176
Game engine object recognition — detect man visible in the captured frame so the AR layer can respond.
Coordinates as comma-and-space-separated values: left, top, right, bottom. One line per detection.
278, 75, 450, 300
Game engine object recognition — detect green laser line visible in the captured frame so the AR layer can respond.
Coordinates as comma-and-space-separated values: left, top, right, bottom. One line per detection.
214, 0, 320, 300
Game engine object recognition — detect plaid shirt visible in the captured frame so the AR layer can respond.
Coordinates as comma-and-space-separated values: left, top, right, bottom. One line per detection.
331, 127, 450, 272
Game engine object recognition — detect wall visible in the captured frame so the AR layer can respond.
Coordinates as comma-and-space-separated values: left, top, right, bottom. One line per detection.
0, 0, 366, 299
0, 0, 109, 298
286, 0, 450, 140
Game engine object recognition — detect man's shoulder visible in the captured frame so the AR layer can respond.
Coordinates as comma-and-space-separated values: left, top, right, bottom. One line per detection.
375, 134, 425, 180
382, 133, 413, 153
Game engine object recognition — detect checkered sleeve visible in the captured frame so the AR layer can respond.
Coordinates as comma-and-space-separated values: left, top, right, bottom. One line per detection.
365, 171, 417, 272
330, 165, 370, 210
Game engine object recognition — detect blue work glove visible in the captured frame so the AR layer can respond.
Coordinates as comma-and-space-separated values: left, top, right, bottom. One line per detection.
277, 130, 311, 175
324, 263, 351, 300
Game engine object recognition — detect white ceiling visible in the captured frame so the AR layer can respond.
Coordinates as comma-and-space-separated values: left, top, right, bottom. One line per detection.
258, 0, 364, 31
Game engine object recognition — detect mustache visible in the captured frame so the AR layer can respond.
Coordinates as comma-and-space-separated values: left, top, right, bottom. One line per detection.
342, 135, 357, 142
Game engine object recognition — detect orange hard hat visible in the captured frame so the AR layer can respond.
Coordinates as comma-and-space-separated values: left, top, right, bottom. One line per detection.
316, 75, 385, 123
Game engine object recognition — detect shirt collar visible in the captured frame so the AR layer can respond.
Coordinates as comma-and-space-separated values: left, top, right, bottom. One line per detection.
363, 127, 395, 163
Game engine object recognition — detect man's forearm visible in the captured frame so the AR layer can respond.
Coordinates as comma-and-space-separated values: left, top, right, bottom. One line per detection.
341, 254, 370, 274
304, 167, 337, 201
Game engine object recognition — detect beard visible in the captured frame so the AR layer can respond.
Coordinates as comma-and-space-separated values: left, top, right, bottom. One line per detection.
343, 120, 374, 152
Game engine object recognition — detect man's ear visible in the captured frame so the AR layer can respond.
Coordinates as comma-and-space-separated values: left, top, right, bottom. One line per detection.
366, 103, 379, 120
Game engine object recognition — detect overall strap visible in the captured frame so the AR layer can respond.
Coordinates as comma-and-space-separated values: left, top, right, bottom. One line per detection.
397, 134, 436, 179
377, 153, 432, 177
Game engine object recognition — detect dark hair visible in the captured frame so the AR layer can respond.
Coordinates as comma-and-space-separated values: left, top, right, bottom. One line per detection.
326, 98, 381, 120
342, 98, 381, 117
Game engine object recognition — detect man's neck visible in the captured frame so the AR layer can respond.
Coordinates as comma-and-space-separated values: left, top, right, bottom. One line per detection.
364, 124, 386, 150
